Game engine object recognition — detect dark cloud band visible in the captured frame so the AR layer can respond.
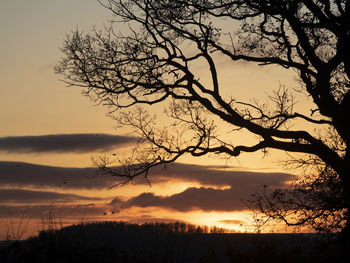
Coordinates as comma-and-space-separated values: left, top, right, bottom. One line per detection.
0, 161, 295, 212
0, 161, 117, 190
0, 162, 295, 191
111, 185, 265, 212
110, 164, 295, 212
0, 189, 103, 204
0, 204, 106, 219
0, 134, 136, 153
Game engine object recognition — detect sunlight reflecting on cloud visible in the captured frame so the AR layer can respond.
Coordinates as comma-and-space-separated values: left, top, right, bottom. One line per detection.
0, 160, 297, 238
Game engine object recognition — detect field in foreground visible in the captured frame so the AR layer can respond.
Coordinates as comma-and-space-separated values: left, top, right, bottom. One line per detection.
0, 221, 344, 263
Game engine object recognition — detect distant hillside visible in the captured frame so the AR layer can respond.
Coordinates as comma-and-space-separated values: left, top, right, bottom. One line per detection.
0, 221, 343, 263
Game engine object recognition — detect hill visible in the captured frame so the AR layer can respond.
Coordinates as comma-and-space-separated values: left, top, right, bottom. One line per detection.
0, 221, 343, 263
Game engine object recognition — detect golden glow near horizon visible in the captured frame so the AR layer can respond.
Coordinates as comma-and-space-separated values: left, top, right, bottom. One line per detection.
0, 0, 311, 238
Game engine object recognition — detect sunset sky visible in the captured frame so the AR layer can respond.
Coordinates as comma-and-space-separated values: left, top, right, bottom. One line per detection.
0, 0, 307, 238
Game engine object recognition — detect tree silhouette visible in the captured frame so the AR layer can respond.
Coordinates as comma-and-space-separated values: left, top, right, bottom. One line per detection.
56, 0, 350, 237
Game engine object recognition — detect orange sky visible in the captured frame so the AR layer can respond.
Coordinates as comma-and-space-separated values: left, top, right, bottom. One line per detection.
0, 0, 314, 239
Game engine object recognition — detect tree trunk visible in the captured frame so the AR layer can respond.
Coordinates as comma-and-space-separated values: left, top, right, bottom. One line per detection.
339, 156, 350, 258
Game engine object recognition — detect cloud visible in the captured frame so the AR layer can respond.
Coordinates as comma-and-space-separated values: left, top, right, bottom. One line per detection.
0, 161, 296, 223
0, 134, 136, 153
0, 161, 295, 213
145, 163, 295, 189
0, 161, 119, 190
110, 165, 295, 212
0, 189, 103, 204
0, 204, 107, 219
0, 161, 295, 193
112, 187, 252, 212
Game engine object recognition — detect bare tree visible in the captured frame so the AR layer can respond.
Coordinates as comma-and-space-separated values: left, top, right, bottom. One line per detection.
56, 0, 350, 236
247, 165, 345, 232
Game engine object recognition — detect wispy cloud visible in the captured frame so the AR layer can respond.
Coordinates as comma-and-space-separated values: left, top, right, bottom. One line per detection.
0, 134, 136, 153
146, 163, 294, 188
0, 161, 116, 190
0, 189, 103, 204
0, 162, 295, 191
0, 204, 106, 219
